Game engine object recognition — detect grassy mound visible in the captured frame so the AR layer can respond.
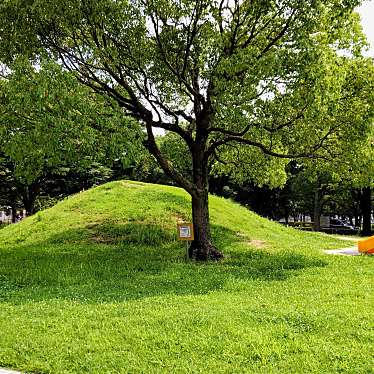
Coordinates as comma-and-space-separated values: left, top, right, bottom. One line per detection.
0, 181, 372, 373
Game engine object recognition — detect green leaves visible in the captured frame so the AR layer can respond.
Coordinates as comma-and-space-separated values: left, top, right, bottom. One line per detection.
0, 58, 143, 184
0, 0, 371, 193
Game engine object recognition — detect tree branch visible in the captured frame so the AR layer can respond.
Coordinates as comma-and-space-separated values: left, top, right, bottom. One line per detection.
256, 8, 296, 60
207, 135, 327, 160
143, 121, 198, 198
208, 124, 252, 137
149, 11, 204, 103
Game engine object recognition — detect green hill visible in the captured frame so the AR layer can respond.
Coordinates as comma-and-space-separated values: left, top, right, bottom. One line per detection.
0, 181, 372, 373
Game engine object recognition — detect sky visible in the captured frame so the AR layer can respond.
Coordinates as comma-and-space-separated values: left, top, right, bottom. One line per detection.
357, 1, 374, 57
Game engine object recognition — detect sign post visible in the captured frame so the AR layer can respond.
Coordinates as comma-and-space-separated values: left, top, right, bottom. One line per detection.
177, 222, 194, 260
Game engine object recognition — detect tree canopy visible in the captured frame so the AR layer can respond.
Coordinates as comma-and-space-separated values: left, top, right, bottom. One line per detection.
0, 58, 142, 213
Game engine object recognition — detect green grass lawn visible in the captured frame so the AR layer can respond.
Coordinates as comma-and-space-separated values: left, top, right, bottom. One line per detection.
0, 181, 372, 373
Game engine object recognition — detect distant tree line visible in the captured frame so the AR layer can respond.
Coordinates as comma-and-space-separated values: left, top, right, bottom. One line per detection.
1, 129, 372, 236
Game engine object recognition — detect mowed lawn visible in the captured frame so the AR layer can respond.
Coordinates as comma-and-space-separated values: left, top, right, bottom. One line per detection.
0, 181, 372, 373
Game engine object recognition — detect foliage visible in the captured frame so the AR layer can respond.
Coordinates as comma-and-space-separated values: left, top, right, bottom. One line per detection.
31, 162, 115, 211
0, 153, 21, 211
132, 133, 192, 184
294, 57, 374, 185
0, 58, 143, 214
0, 58, 142, 185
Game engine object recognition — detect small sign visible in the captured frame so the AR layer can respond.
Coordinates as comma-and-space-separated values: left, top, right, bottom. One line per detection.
177, 222, 194, 241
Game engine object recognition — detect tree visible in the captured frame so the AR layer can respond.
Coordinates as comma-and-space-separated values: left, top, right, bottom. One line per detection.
0, 152, 23, 222
1, 0, 372, 259
29, 161, 115, 213
350, 133, 374, 236
0, 58, 141, 214
285, 113, 374, 234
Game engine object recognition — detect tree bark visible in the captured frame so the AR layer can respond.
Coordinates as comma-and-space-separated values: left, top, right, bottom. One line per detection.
188, 146, 223, 261
361, 186, 372, 236
285, 214, 289, 225
11, 205, 17, 223
189, 190, 222, 260
21, 183, 40, 216
313, 187, 322, 232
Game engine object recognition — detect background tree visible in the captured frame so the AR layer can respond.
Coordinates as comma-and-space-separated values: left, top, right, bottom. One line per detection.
1, 0, 372, 259
349, 136, 374, 236
30, 162, 115, 213
0, 152, 23, 222
281, 56, 374, 233
0, 59, 142, 214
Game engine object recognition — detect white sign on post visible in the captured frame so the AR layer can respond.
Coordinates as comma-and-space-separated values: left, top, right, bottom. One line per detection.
177, 222, 194, 260
177, 223, 194, 241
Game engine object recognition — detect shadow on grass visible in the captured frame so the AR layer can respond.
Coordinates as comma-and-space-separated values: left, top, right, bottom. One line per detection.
0, 222, 327, 304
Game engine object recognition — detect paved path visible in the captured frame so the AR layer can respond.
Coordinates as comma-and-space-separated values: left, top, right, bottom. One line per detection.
324, 247, 361, 256
323, 235, 362, 256
0, 369, 22, 374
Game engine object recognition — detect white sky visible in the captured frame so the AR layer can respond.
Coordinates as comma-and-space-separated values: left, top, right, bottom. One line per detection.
357, 1, 374, 57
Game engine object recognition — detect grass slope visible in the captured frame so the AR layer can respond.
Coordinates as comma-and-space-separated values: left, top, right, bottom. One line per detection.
0, 181, 372, 373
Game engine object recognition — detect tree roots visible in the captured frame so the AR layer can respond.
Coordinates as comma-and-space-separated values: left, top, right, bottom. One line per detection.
188, 241, 224, 261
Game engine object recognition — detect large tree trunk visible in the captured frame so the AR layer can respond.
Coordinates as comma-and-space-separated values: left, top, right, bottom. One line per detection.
361, 186, 372, 236
189, 190, 222, 260
188, 146, 223, 261
143, 119, 223, 261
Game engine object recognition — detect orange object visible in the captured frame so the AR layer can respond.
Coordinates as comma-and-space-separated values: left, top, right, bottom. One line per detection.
358, 235, 374, 254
